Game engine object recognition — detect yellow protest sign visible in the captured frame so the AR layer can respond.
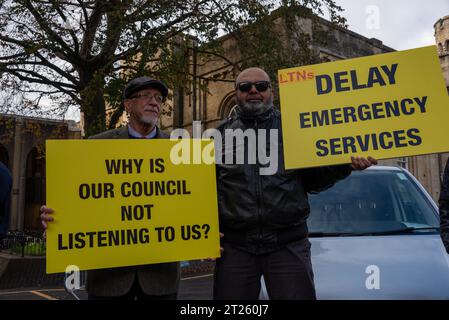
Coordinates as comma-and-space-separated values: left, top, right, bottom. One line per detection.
278, 46, 449, 169
45, 139, 219, 274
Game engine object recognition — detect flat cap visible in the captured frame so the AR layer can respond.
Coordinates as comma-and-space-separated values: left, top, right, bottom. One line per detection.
123, 76, 168, 99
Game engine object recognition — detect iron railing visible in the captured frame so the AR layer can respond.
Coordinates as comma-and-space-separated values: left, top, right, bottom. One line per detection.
0, 231, 45, 257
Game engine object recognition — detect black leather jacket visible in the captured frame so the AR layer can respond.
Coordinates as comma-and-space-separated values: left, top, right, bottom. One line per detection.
216, 107, 352, 254
440, 159, 449, 253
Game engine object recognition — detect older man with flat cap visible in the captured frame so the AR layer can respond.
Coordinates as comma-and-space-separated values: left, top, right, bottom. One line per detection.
40, 76, 180, 300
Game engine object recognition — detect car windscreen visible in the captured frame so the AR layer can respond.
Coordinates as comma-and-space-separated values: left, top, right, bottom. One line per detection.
307, 170, 439, 235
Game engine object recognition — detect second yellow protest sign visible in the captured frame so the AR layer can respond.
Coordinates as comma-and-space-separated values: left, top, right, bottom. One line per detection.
46, 139, 219, 274
278, 46, 449, 169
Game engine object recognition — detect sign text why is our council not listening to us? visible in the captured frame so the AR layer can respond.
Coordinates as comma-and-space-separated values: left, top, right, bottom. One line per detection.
57, 158, 212, 251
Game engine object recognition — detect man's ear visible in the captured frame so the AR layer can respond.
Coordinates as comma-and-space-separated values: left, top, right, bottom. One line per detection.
124, 99, 131, 114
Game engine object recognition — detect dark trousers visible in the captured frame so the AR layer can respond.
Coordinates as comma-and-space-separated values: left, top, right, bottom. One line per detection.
213, 238, 316, 300
88, 278, 177, 300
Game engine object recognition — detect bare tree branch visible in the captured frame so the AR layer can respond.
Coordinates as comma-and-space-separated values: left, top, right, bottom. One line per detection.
21, 0, 76, 61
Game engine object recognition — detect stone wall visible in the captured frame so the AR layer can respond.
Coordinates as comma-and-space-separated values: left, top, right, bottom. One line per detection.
0, 115, 82, 232
435, 15, 449, 90
160, 11, 394, 133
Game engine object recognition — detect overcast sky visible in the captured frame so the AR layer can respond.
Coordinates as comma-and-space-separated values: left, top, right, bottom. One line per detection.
332, 0, 449, 50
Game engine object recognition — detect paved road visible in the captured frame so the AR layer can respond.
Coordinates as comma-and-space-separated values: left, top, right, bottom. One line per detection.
0, 273, 213, 300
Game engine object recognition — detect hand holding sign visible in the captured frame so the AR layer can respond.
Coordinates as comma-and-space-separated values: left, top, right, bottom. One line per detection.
40, 205, 54, 238
350, 156, 378, 171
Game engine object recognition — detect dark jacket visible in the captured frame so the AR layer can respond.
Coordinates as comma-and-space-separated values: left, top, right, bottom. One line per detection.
0, 162, 12, 239
439, 159, 449, 253
85, 126, 180, 297
216, 107, 352, 254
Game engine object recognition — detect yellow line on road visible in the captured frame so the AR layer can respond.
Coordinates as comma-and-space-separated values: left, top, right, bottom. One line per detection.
0, 288, 66, 296
181, 273, 213, 281
0, 290, 31, 296
29, 290, 59, 300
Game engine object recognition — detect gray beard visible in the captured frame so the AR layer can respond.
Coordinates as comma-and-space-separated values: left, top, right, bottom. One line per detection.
239, 101, 272, 116
140, 115, 158, 127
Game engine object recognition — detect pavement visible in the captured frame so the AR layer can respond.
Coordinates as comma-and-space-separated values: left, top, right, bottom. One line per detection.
0, 273, 213, 300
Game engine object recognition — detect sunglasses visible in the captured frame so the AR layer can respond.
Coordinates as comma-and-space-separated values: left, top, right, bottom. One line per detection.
236, 81, 271, 93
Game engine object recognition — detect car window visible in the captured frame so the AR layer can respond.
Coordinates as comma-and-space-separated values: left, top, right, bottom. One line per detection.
307, 170, 439, 234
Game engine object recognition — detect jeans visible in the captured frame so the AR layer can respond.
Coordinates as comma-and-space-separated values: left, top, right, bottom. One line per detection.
213, 238, 316, 300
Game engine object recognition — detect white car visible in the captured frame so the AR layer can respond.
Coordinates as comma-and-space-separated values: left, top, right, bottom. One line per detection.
260, 166, 449, 300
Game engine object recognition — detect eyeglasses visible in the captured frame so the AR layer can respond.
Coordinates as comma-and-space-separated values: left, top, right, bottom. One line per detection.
236, 81, 271, 93
129, 93, 165, 103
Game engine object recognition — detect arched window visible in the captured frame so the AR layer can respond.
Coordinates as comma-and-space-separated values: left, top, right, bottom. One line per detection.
445, 40, 449, 53
24, 147, 45, 232
438, 43, 444, 54
217, 91, 237, 119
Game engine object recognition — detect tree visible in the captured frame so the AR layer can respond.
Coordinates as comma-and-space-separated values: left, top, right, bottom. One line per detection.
0, 0, 345, 137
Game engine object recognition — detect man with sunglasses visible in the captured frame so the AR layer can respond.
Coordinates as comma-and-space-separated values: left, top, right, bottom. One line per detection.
40, 76, 180, 300
214, 67, 377, 300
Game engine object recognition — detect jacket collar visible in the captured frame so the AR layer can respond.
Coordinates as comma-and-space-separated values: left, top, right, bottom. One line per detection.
113, 125, 167, 139
128, 124, 157, 139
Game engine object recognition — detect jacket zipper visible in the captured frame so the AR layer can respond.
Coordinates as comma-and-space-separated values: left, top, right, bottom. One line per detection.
254, 119, 263, 249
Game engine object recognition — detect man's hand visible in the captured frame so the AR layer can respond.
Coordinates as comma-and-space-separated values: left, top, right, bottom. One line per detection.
350, 156, 378, 171
40, 205, 54, 238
